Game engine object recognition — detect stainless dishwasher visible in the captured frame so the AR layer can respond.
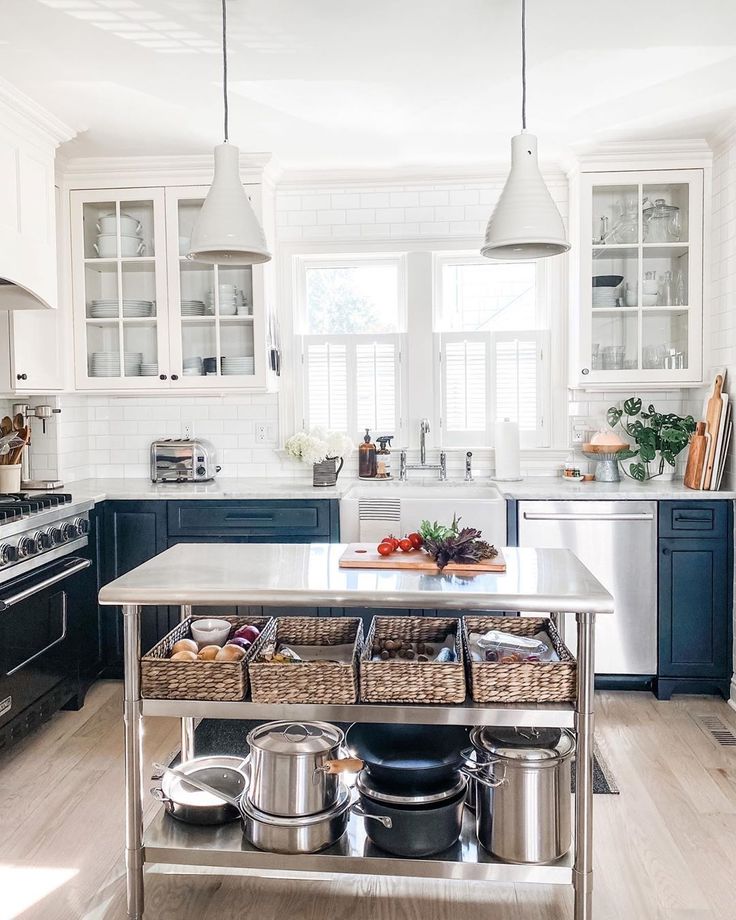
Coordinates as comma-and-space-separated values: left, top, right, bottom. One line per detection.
518, 500, 657, 675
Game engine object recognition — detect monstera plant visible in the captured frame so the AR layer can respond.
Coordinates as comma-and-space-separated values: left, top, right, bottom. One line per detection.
607, 397, 696, 481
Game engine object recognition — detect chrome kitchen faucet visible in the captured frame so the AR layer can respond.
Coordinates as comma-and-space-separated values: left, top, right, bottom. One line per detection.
399, 418, 447, 481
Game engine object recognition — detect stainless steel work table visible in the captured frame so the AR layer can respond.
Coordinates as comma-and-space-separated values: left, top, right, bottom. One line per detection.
99, 543, 613, 920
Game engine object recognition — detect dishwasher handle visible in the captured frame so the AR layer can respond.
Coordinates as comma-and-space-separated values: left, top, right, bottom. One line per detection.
522, 511, 654, 522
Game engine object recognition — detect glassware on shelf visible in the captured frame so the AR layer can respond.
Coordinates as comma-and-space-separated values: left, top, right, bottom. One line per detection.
624, 282, 637, 307
673, 269, 686, 306
601, 345, 625, 370
591, 343, 601, 369
659, 270, 673, 306
642, 198, 681, 243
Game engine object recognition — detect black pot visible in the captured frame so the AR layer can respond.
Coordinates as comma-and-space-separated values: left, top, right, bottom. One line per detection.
346, 722, 470, 791
354, 772, 467, 857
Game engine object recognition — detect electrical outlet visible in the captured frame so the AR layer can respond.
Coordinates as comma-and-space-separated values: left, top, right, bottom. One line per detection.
255, 423, 276, 444
183, 423, 193, 440
255, 424, 267, 442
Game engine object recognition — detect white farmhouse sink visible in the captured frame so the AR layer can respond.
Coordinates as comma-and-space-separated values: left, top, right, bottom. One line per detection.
339, 482, 507, 545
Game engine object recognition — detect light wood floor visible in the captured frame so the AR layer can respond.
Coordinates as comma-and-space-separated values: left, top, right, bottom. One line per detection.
1, 682, 735, 920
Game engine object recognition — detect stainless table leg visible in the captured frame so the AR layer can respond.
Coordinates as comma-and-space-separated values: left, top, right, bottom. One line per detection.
180, 604, 195, 762
123, 604, 144, 920
573, 611, 595, 920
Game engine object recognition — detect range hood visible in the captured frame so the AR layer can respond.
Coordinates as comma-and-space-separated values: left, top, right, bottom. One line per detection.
0, 278, 54, 310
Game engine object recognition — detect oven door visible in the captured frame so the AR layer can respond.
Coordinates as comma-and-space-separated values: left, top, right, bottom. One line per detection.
0, 556, 92, 730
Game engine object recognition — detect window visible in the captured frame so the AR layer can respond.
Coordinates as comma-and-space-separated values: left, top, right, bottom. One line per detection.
296, 256, 404, 440
435, 256, 550, 447
292, 250, 554, 451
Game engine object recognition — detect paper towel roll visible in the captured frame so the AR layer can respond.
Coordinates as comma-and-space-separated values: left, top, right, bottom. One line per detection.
494, 417, 521, 480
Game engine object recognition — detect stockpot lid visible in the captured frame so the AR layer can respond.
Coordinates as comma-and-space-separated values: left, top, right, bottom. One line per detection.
470, 727, 575, 763
247, 721, 343, 755
356, 770, 467, 806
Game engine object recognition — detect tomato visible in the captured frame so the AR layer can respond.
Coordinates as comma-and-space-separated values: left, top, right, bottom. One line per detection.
407, 532, 423, 549
377, 542, 394, 556
398, 538, 413, 552
382, 536, 400, 550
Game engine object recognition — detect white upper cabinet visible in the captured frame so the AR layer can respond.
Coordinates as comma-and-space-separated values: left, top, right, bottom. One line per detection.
569, 158, 707, 388
69, 178, 272, 392
0, 80, 74, 312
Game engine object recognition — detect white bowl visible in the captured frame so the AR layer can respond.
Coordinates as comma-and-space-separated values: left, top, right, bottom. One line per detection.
94, 234, 145, 258
189, 618, 232, 647
642, 293, 658, 306
97, 213, 142, 236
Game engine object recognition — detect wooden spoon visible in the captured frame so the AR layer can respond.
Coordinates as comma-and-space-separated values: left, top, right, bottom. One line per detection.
0, 417, 11, 437
12, 413, 23, 432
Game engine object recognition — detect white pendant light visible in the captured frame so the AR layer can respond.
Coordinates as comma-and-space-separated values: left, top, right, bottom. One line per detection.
481, 0, 569, 261
188, 0, 271, 265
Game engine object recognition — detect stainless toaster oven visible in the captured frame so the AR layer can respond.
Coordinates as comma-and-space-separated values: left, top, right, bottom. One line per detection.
150, 438, 221, 483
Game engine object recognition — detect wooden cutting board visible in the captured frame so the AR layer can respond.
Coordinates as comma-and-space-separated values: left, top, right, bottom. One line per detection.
684, 421, 707, 490
703, 374, 724, 489
339, 542, 507, 574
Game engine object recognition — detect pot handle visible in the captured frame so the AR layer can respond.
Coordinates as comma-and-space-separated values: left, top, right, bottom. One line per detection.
317, 757, 364, 776
462, 763, 507, 789
351, 802, 393, 828
150, 787, 170, 804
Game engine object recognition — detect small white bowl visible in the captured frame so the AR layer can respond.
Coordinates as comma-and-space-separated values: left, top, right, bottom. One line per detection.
642, 293, 659, 306
190, 618, 232, 647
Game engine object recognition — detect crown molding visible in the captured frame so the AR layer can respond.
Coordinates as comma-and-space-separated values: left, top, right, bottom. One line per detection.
566, 139, 713, 175
276, 162, 568, 190
59, 151, 276, 189
707, 114, 736, 152
0, 76, 75, 148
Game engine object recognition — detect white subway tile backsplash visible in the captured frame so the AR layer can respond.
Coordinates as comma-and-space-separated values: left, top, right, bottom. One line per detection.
419, 190, 449, 206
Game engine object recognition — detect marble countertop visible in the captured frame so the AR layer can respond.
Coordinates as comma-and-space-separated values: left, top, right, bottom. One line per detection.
52, 476, 736, 508
98, 543, 614, 614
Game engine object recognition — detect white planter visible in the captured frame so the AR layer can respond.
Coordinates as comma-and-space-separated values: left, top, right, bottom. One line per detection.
0, 464, 21, 491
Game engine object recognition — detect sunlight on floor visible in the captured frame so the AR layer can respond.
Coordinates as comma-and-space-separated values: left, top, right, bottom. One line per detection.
0, 864, 79, 920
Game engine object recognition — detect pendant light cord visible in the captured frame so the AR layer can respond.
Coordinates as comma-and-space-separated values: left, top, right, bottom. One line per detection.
521, 0, 527, 130
222, 0, 229, 142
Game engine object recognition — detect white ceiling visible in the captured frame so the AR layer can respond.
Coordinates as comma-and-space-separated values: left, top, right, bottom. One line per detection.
4, 0, 736, 169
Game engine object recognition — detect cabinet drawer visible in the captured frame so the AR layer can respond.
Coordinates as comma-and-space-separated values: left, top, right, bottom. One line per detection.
167, 500, 334, 538
659, 502, 729, 538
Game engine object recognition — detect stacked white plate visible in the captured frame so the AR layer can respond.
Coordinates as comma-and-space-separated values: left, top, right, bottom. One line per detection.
592, 287, 619, 308
88, 300, 155, 319
221, 356, 255, 376
205, 286, 244, 316
140, 363, 159, 376
90, 351, 142, 377
181, 300, 206, 316
183, 356, 203, 376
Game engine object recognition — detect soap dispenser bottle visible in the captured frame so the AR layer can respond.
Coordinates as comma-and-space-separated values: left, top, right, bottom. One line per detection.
376, 436, 393, 479
358, 429, 377, 479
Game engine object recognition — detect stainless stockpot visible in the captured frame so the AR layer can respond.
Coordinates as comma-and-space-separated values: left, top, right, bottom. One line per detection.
246, 721, 361, 817
151, 756, 248, 825
469, 727, 575, 865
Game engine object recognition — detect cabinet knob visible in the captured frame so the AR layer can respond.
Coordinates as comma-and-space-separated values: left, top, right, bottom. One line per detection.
171, 374, 179, 381
581, 368, 590, 376
16, 373, 27, 381
159, 374, 168, 380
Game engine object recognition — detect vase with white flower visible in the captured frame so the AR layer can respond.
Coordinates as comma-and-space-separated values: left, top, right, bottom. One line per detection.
284, 428, 354, 487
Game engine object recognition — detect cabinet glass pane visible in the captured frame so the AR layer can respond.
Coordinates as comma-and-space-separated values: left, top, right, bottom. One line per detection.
592, 311, 638, 371
83, 199, 155, 259
642, 310, 688, 370
642, 248, 688, 307
592, 248, 636, 308
177, 198, 255, 378
592, 185, 638, 245
642, 183, 688, 243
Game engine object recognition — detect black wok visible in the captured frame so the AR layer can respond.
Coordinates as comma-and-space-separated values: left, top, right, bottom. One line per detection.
346, 722, 470, 791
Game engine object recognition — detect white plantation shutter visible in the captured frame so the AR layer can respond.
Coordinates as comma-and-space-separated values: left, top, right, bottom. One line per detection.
356, 340, 397, 433
491, 330, 549, 447
304, 340, 348, 431
442, 336, 487, 434
302, 334, 400, 438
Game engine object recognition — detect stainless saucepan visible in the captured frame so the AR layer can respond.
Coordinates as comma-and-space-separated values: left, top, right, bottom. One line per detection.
150, 756, 248, 825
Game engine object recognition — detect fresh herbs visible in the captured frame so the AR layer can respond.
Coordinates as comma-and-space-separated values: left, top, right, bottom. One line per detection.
419, 516, 498, 571
607, 397, 696, 481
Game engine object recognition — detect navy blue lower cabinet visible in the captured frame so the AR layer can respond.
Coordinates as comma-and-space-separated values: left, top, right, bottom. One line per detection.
657, 502, 733, 700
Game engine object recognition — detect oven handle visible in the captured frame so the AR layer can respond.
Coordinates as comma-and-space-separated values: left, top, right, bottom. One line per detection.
0, 557, 91, 612
521, 512, 654, 522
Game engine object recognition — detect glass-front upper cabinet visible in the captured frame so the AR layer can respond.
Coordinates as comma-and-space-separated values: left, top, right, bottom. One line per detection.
165, 186, 266, 389
573, 168, 703, 386
70, 189, 169, 389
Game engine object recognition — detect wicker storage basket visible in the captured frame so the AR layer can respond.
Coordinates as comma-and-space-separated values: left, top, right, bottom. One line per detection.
463, 616, 576, 703
249, 616, 363, 705
360, 616, 465, 704
141, 615, 272, 701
